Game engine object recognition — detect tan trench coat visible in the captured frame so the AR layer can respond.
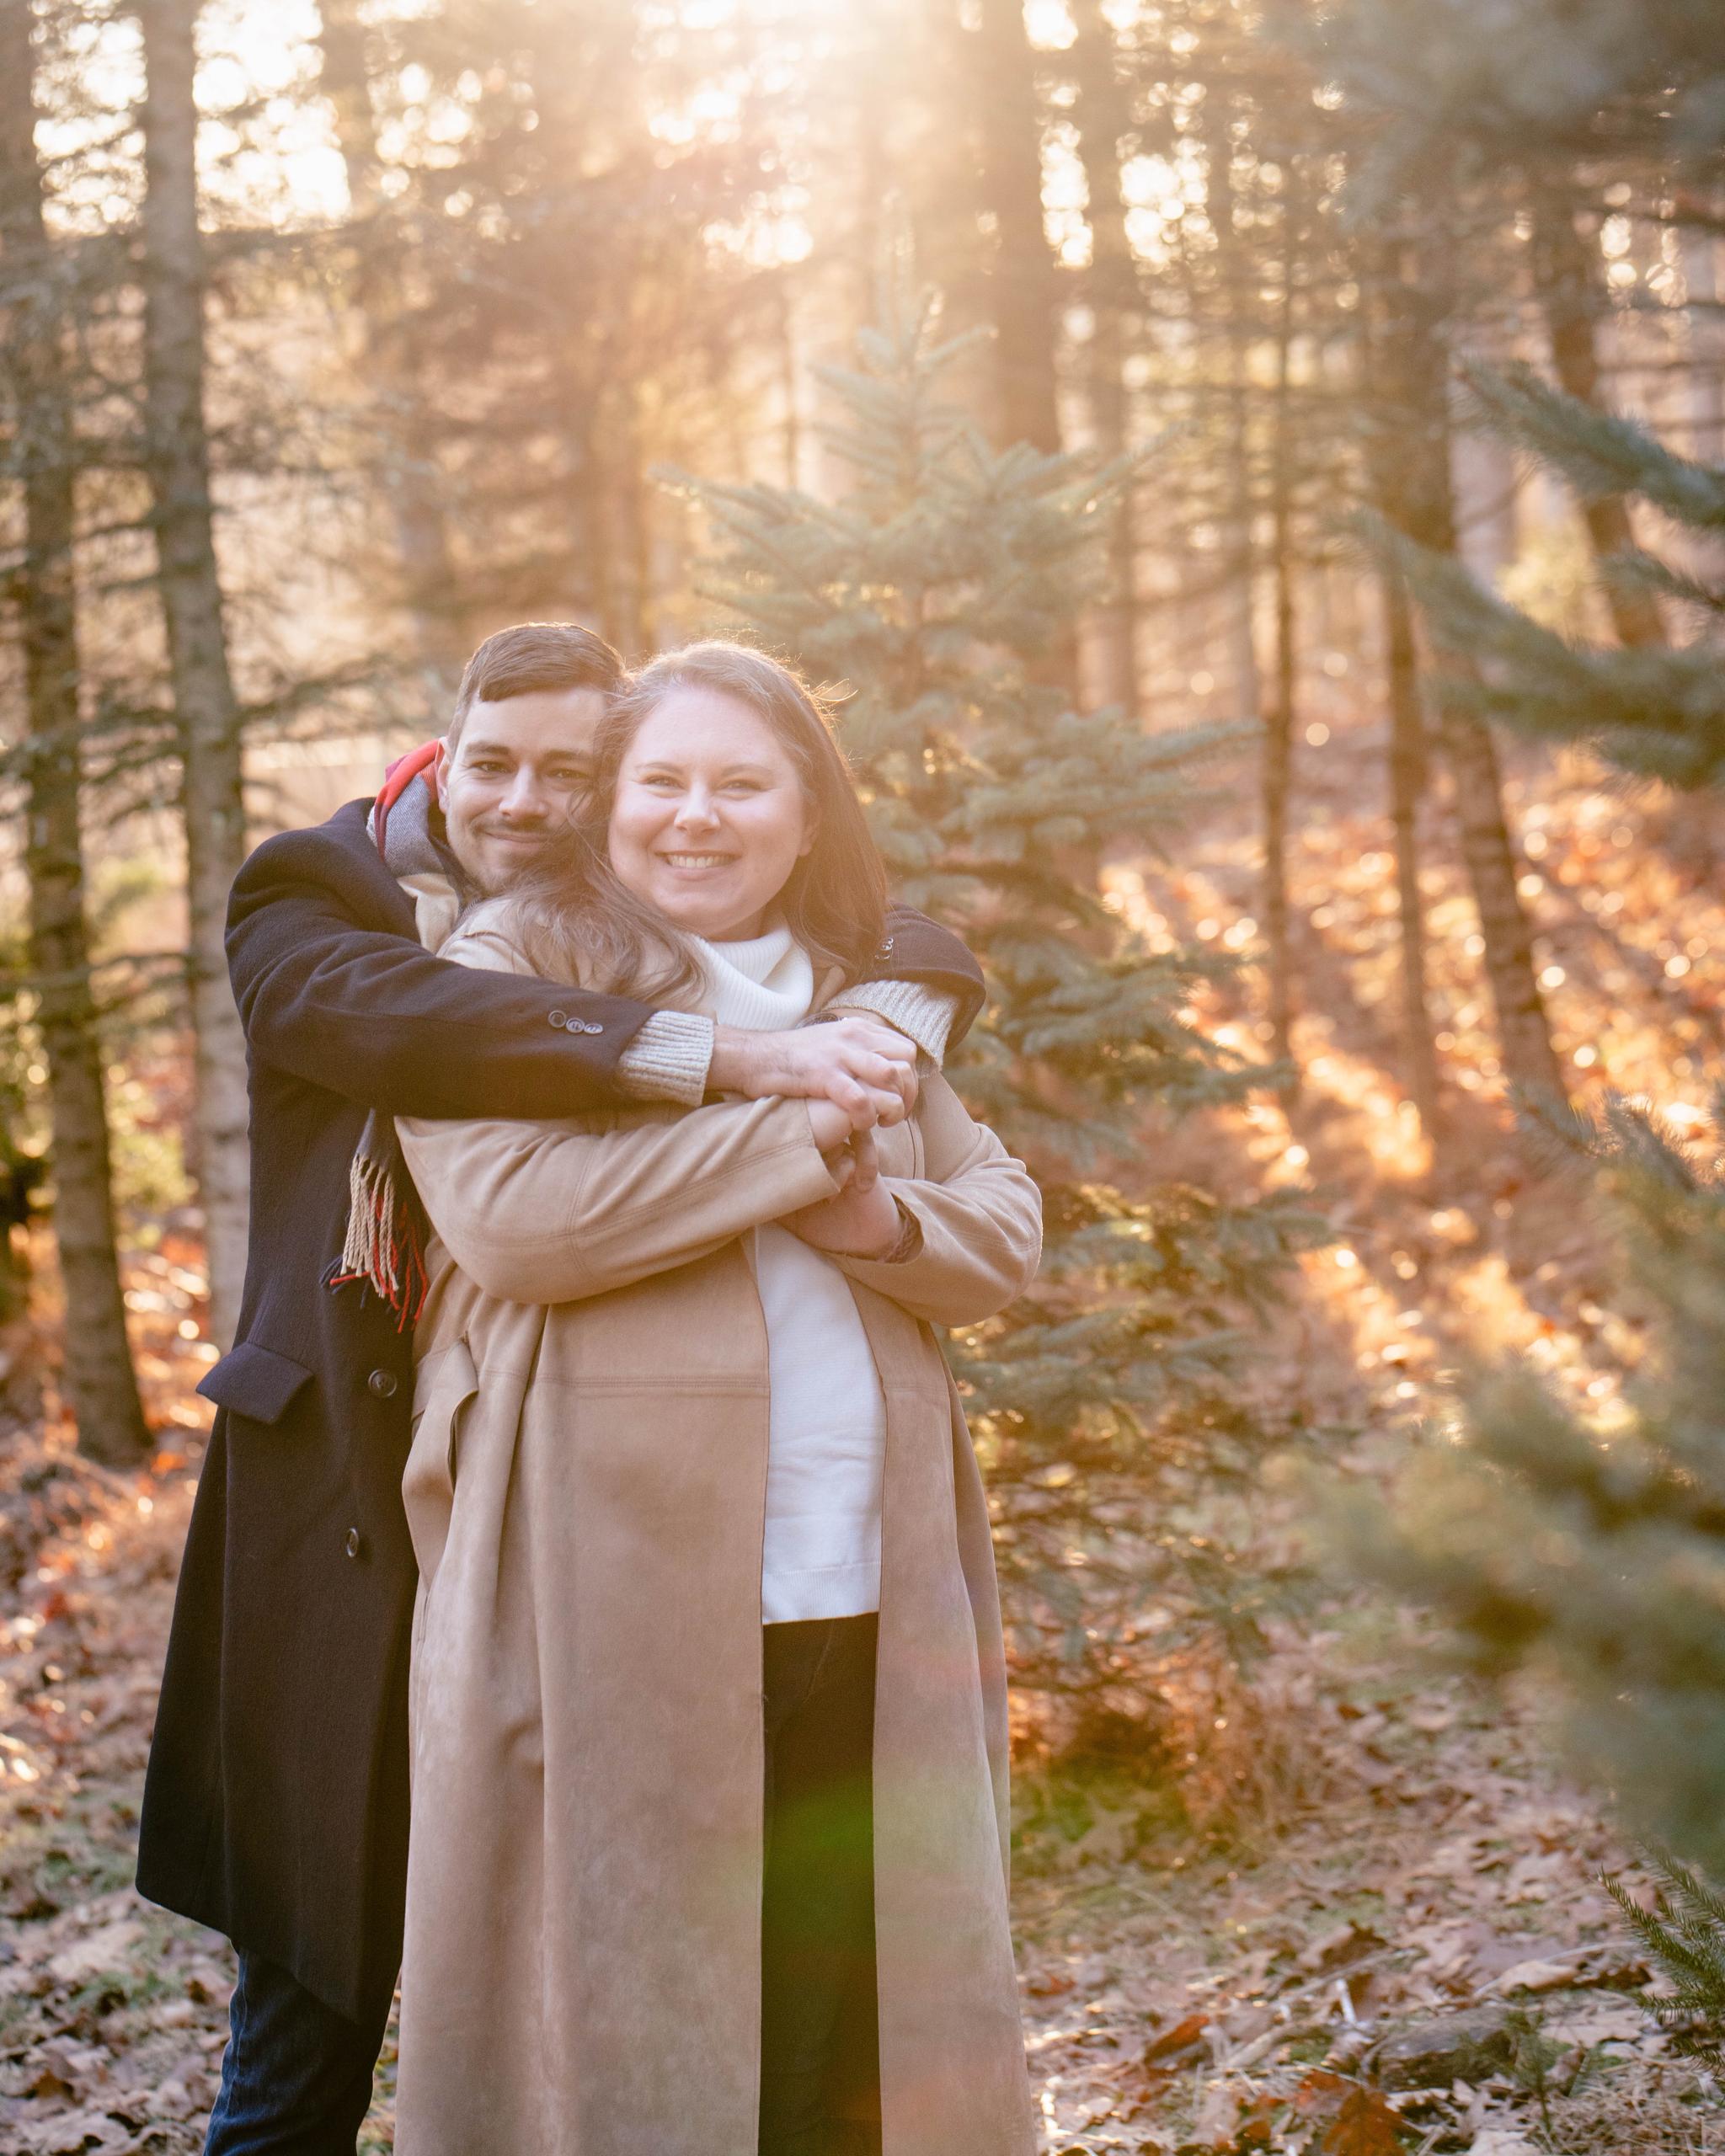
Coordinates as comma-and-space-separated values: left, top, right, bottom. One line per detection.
393, 933, 1042, 2156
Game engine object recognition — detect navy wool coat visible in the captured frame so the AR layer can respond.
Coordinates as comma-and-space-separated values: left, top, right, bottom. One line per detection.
135, 798, 984, 2025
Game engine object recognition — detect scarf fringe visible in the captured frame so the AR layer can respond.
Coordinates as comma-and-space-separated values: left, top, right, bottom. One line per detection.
332, 1145, 430, 1330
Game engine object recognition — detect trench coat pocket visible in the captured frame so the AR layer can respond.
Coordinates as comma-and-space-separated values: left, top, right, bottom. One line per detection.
403, 1339, 478, 1587
195, 1340, 313, 1426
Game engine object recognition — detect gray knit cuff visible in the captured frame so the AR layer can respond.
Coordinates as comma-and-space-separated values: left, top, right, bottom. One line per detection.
617, 1011, 714, 1106
827, 980, 958, 1065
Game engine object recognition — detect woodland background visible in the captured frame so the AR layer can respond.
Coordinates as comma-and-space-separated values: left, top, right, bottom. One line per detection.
3, 1, 1725, 2150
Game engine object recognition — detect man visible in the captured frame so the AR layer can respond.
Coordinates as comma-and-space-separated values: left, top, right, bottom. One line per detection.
137, 623, 984, 2154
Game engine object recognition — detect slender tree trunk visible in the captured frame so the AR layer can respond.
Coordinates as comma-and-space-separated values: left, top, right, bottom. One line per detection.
1204, 93, 1263, 728
846, 3, 895, 340
914, 0, 993, 371
315, 0, 466, 702
1378, 237, 1566, 1109
1439, 696, 1566, 1103
557, 373, 611, 627
594, 392, 652, 660
1221, 384, 1262, 721
1676, 192, 1725, 465
969, 0, 1062, 454
0, 11, 152, 1463
1070, 0, 1138, 712
1381, 566, 1443, 1138
777, 277, 800, 488
1530, 185, 1666, 649
1262, 190, 1300, 1086
1360, 284, 1443, 1138
138, 0, 248, 1348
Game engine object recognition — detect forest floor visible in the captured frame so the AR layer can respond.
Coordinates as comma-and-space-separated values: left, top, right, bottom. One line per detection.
2, 723, 1723, 2153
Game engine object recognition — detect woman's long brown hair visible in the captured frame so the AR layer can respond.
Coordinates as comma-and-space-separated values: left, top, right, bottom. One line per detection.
489, 643, 888, 1002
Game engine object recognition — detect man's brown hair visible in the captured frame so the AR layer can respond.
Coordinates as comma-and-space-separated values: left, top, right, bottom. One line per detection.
448, 623, 627, 743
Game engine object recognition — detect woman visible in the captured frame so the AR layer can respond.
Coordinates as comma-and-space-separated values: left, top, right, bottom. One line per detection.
393, 643, 1042, 2156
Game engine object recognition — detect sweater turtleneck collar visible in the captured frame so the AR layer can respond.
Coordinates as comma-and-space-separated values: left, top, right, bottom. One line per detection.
689, 920, 816, 1033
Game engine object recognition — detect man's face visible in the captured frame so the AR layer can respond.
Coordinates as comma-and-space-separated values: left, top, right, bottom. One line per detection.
436, 687, 606, 894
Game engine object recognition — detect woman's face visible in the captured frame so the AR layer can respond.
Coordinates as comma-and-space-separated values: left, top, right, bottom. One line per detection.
607, 686, 814, 942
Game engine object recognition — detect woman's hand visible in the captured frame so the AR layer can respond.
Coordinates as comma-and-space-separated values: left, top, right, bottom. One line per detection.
804, 1097, 862, 1154
782, 1131, 905, 1258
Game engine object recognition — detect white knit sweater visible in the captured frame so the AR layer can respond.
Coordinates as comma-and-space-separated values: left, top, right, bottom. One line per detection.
691, 926, 887, 1625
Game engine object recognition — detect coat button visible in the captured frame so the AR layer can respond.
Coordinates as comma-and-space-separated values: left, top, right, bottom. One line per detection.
548, 1009, 568, 1027
344, 1528, 363, 1560
367, 1369, 398, 1398
567, 1017, 603, 1035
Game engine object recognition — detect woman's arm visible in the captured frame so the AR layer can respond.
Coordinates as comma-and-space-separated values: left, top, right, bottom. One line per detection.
812, 1071, 1042, 1329
398, 926, 857, 1304
399, 1091, 846, 1305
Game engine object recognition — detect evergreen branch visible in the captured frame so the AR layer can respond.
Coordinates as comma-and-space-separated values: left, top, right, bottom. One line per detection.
1459, 360, 1725, 530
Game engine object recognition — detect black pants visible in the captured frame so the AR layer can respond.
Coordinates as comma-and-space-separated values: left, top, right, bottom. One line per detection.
760, 1613, 881, 2156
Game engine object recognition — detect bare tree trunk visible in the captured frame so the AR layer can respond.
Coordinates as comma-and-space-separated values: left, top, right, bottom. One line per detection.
1375, 234, 1566, 1112
138, 0, 248, 1348
1676, 194, 1725, 464
1381, 567, 1442, 1139
1530, 185, 1666, 649
969, 0, 1062, 454
1070, 0, 1138, 712
1439, 700, 1567, 1103
1204, 91, 1263, 728
1220, 385, 1262, 723
1360, 286, 1443, 1137
594, 392, 652, 660
1262, 191, 1300, 1086
315, 0, 466, 702
0, 11, 151, 1463
911, 0, 994, 377
777, 277, 801, 489
844, 3, 896, 341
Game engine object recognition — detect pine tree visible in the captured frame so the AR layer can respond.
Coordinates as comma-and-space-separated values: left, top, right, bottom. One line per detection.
0, 0, 152, 1463
667, 291, 1328, 1692
1606, 1854, 1725, 2070
136, 0, 251, 1350
1308, 0, 1725, 182
1348, 1092, 1725, 1870
1382, 365, 1725, 787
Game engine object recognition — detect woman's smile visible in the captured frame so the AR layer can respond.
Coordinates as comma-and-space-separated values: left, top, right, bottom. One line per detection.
608, 685, 814, 941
